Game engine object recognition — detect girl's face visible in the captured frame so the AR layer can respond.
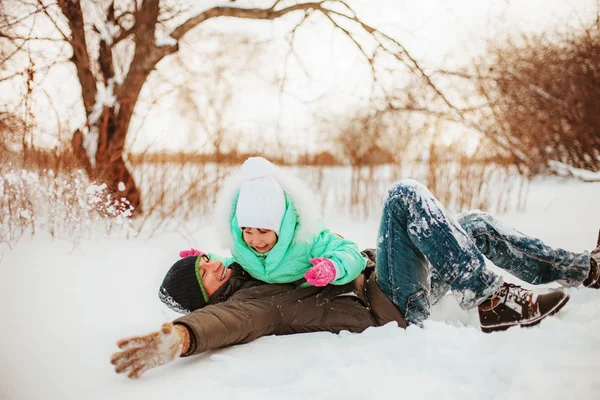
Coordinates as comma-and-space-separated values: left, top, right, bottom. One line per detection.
242, 228, 278, 254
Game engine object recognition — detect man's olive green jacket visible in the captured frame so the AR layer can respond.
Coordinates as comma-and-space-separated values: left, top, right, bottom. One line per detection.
174, 250, 407, 356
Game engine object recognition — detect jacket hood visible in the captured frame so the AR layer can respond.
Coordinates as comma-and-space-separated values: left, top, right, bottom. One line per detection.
213, 163, 323, 249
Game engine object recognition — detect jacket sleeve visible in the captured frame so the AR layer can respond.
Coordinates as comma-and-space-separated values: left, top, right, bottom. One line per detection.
207, 252, 235, 267
309, 230, 367, 285
173, 297, 281, 356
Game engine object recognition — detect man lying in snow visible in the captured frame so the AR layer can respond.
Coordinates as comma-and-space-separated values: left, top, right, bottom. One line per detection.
111, 180, 600, 379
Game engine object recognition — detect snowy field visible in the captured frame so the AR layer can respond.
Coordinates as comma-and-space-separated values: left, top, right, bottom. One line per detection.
1, 176, 599, 400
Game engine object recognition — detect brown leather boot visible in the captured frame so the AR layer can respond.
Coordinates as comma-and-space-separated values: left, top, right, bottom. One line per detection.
478, 282, 570, 333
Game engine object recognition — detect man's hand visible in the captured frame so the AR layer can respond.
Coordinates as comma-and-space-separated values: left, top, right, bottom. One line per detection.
305, 258, 336, 286
110, 323, 190, 379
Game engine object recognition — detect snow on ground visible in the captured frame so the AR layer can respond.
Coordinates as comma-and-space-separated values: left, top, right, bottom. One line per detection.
1, 176, 599, 400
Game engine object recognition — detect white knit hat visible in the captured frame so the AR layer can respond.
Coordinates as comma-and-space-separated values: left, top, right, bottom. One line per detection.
235, 157, 286, 234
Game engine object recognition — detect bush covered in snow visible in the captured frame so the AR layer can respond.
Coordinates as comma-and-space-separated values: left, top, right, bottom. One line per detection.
0, 165, 134, 247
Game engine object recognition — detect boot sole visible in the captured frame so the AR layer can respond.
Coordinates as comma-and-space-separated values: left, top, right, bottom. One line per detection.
481, 293, 570, 333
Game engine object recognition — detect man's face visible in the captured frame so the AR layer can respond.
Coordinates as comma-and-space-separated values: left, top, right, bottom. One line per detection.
198, 255, 232, 297
242, 227, 278, 253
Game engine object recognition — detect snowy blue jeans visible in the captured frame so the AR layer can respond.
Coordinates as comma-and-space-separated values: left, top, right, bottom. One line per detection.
375, 180, 591, 325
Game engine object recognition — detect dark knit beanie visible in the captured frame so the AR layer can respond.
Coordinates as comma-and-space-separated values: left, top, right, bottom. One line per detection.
159, 256, 209, 314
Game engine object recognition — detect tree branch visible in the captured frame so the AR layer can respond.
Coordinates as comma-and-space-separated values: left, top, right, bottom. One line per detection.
98, 1, 116, 84
0, 32, 65, 42
0, 1, 50, 31
169, 3, 327, 41
37, 0, 69, 42
324, 7, 459, 112
112, 0, 161, 143
162, 1, 457, 118
56, 0, 97, 114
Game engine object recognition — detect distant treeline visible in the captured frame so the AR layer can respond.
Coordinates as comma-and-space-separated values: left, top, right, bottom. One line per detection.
1, 148, 345, 169
2, 147, 515, 171
128, 150, 345, 166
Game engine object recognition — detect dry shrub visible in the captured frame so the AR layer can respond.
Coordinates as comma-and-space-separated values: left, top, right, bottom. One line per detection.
0, 157, 525, 249
427, 158, 528, 214
0, 132, 526, 248
130, 153, 235, 235
286, 160, 524, 219
425, 143, 528, 214
474, 21, 600, 172
322, 110, 526, 217
289, 164, 393, 217
0, 165, 135, 248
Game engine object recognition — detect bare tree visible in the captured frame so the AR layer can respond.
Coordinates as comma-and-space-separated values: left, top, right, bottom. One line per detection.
0, 0, 454, 214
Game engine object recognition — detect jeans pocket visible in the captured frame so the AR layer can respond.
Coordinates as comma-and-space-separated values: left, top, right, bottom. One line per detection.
404, 289, 430, 325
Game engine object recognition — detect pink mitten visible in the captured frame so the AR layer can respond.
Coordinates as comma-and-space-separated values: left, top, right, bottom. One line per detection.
305, 258, 336, 286
179, 248, 205, 258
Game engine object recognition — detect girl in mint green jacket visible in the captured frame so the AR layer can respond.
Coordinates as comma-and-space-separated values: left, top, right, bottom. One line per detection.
183, 157, 366, 288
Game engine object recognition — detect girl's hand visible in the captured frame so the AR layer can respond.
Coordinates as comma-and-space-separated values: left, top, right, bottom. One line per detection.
179, 248, 205, 258
305, 258, 336, 286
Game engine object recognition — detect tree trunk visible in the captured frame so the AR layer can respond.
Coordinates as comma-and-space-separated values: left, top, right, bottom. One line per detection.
96, 148, 141, 215
71, 105, 143, 215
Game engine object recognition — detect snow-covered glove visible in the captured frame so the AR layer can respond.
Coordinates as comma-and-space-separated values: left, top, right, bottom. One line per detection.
110, 322, 190, 379
179, 248, 205, 258
304, 258, 336, 286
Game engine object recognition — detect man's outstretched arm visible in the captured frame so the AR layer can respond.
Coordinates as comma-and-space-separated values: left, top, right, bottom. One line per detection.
111, 298, 281, 378
110, 322, 190, 379
174, 298, 281, 356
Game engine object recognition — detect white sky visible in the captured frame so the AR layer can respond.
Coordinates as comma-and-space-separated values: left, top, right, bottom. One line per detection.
2, 0, 597, 153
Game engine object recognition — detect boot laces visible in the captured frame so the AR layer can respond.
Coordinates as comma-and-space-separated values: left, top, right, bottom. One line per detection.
499, 283, 531, 305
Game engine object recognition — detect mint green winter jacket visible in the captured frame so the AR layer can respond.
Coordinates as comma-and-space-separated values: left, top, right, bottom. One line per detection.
209, 194, 367, 285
